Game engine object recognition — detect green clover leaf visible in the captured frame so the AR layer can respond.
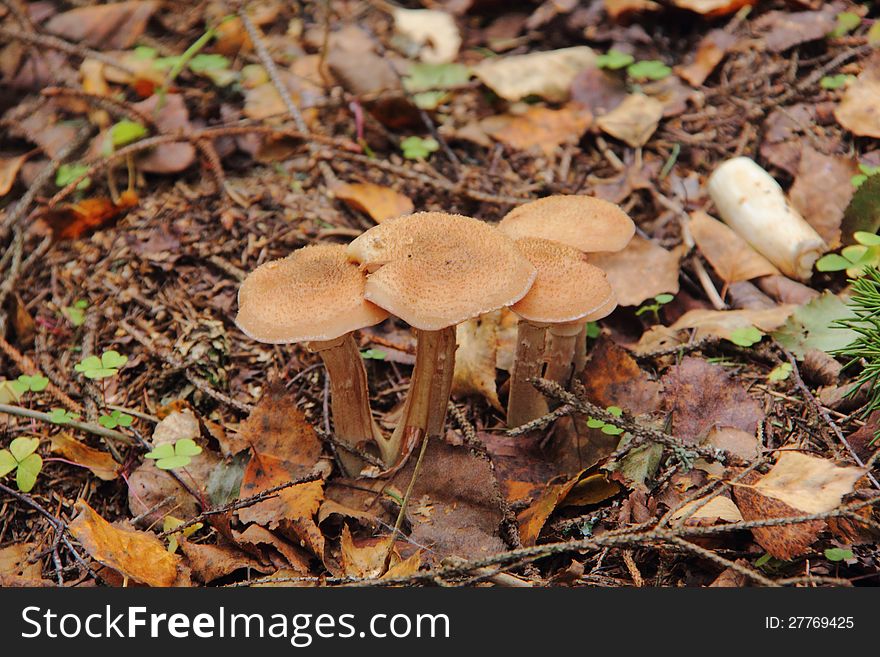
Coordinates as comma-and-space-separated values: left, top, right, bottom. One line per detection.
728, 326, 763, 347
0, 380, 25, 404
767, 362, 793, 382
98, 410, 134, 429
361, 349, 387, 360
824, 547, 854, 562
627, 60, 671, 81
0, 438, 43, 492
596, 49, 634, 70
9, 437, 39, 461
110, 120, 149, 148
16, 375, 49, 393
47, 408, 80, 425
145, 439, 202, 470
74, 350, 128, 379
55, 163, 91, 191
0, 450, 15, 478
400, 136, 439, 160
62, 299, 89, 327
16, 453, 42, 492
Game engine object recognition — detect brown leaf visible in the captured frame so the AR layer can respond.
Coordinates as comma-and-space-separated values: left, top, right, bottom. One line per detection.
45, 1, 158, 49
754, 451, 864, 514
233, 524, 313, 575
389, 440, 506, 562
481, 105, 592, 156
452, 311, 502, 410
518, 473, 581, 546
570, 67, 628, 116
604, 0, 661, 21
672, 0, 757, 16
338, 525, 417, 579
234, 385, 322, 473
39, 190, 139, 241
474, 46, 596, 102
671, 495, 743, 524
663, 306, 793, 343
836, 62, 880, 139
50, 433, 118, 481
843, 410, 880, 463
588, 235, 681, 307
788, 147, 857, 248
733, 471, 825, 560
709, 561, 751, 586
331, 182, 414, 224
69, 499, 179, 587
677, 30, 736, 87
689, 211, 780, 283
580, 337, 661, 416
131, 94, 195, 173
0, 543, 43, 580
179, 538, 268, 583
237, 453, 325, 557
0, 153, 28, 197
661, 357, 763, 445
596, 94, 663, 148
757, 5, 839, 53
696, 426, 762, 476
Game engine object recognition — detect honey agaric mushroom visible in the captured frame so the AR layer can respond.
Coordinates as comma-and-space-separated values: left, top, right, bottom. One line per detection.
235, 244, 389, 476
507, 238, 616, 427
348, 212, 536, 468
499, 195, 635, 382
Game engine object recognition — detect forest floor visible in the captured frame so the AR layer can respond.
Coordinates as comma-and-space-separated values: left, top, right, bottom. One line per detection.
0, 0, 879, 588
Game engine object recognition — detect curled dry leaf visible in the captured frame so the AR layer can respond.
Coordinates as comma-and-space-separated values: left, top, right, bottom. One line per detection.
596, 94, 663, 148
788, 147, 857, 248
677, 30, 736, 87
338, 525, 419, 579
0, 153, 28, 197
233, 524, 312, 575
49, 433, 118, 481
392, 8, 461, 64
179, 538, 269, 584
69, 499, 179, 587
836, 64, 880, 139
661, 357, 763, 445
518, 472, 582, 547
38, 191, 139, 241
331, 181, 414, 224
671, 495, 743, 524
481, 105, 592, 157
452, 311, 502, 410
588, 235, 681, 307
474, 46, 595, 102
689, 211, 780, 283
44, 1, 158, 49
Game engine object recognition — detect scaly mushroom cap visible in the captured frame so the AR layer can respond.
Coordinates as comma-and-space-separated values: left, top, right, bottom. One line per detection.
236, 244, 389, 344
347, 212, 537, 330
511, 237, 616, 324
499, 195, 635, 253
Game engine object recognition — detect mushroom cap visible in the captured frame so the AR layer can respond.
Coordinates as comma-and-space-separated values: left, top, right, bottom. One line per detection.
510, 237, 617, 324
499, 195, 635, 253
236, 244, 389, 344
347, 212, 537, 330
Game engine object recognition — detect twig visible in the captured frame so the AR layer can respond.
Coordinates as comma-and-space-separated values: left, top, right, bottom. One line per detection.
0, 26, 137, 76
0, 403, 132, 444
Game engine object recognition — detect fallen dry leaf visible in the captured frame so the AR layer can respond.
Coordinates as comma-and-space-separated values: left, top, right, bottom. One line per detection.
392, 7, 461, 64
482, 105, 591, 157
151, 409, 199, 447
452, 311, 502, 410
474, 46, 595, 102
0, 153, 28, 197
518, 472, 581, 546
788, 147, 857, 248
233, 524, 312, 575
671, 495, 743, 524
233, 385, 322, 472
673, 0, 757, 16
38, 190, 139, 241
677, 30, 736, 87
588, 235, 681, 307
179, 538, 268, 583
596, 93, 663, 148
338, 525, 416, 579
131, 94, 195, 173
696, 426, 762, 476
662, 357, 764, 445
757, 4, 840, 53
580, 337, 661, 416
50, 433, 118, 481
44, 1, 158, 49
332, 181, 414, 224
69, 499, 179, 587
570, 67, 628, 116
689, 211, 780, 283
663, 306, 793, 343
754, 451, 865, 515
835, 63, 880, 138
604, 0, 661, 21
0, 543, 43, 580
389, 439, 506, 562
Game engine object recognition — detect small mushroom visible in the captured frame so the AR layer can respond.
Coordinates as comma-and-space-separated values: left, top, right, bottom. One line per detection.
348, 211, 536, 467
507, 238, 616, 427
499, 195, 635, 381
235, 244, 389, 476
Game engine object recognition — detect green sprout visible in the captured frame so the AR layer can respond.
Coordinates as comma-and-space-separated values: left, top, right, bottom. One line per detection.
62, 299, 89, 327
851, 164, 880, 189
829, 11, 860, 39
74, 350, 128, 380
585, 405, 625, 436
636, 293, 674, 322
767, 362, 793, 382
400, 136, 439, 160
820, 74, 853, 90
596, 49, 634, 70
98, 409, 134, 429
0, 437, 43, 492
824, 547, 854, 562
360, 349, 387, 360
727, 325, 763, 348
110, 120, 149, 148
55, 163, 91, 191
626, 60, 671, 81
145, 439, 203, 470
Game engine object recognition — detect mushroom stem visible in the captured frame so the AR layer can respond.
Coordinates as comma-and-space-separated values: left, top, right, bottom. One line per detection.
507, 320, 548, 428
572, 323, 588, 378
543, 324, 581, 387
309, 334, 383, 476
378, 326, 457, 468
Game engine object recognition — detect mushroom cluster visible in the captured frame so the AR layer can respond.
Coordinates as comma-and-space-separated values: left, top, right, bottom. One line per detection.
235, 195, 634, 476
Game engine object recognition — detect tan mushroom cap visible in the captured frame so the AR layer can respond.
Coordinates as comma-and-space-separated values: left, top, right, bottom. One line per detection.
347, 212, 537, 331
236, 244, 389, 344
499, 195, 635, 253
510, 237, 616, 324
